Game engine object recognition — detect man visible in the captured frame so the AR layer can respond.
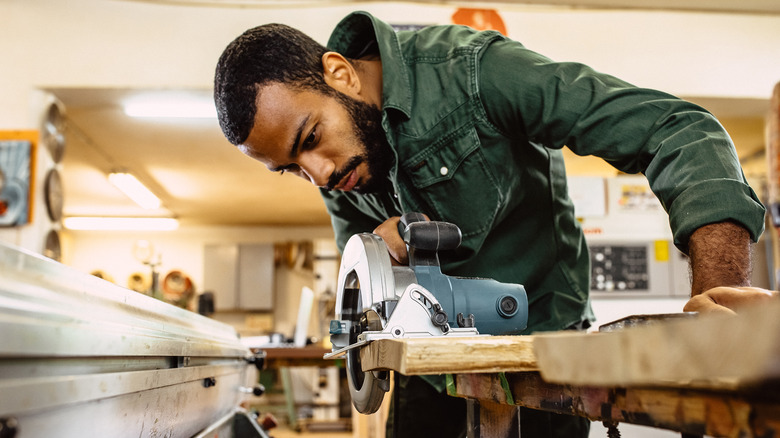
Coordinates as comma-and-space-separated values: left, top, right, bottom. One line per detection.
214, 11, 772, 437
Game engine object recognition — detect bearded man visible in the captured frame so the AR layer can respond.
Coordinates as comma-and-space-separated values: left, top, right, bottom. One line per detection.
214, 11, 772, 438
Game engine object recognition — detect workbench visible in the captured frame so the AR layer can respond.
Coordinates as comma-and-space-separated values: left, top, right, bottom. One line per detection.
359, 300, 780, 437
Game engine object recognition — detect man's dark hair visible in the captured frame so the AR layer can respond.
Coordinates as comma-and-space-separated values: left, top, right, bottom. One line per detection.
214, 24, 331, 145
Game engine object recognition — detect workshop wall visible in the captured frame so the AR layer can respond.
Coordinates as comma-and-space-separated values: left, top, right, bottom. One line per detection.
63, 225, 334, 336
63, 226, 331, 290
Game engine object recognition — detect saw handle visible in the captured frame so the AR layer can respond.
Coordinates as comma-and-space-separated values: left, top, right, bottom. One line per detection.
397, 212, 428, 231
397, 212, 462, 268
398, 213, 462, 252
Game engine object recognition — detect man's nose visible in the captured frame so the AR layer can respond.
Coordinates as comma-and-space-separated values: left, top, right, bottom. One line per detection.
298, 153, 333, 188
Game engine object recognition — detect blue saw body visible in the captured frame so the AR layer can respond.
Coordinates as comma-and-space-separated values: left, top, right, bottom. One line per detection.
411, 264, 528, 335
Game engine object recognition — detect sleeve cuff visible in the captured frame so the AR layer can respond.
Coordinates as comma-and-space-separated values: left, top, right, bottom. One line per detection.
669, 178, 766, 254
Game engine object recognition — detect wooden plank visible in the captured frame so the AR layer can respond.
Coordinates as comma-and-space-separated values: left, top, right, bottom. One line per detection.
454, 372, 780, 437
533, 300, 780, 388
359, 335, 537, 375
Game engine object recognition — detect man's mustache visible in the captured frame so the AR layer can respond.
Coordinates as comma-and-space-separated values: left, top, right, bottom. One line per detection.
325, 155, 364, 190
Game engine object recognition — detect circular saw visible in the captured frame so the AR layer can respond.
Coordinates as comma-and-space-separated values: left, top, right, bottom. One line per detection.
325, 213, 529, 414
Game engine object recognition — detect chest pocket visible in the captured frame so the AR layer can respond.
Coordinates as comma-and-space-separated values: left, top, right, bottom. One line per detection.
401, 127, 501, 238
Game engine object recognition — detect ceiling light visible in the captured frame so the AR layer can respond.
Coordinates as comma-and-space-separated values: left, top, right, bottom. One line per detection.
63, 217, 179, 231
108, 172, 161, 209
123, 96, 217, 118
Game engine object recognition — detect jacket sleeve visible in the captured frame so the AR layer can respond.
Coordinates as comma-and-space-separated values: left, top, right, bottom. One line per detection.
476, 37, 765, 253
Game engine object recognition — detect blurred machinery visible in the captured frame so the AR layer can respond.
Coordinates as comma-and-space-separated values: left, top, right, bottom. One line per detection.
574, 176, 692, 298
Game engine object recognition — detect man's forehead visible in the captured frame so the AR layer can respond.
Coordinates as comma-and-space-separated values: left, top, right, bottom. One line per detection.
255, 82, 299, 119
247, 84, 303, 153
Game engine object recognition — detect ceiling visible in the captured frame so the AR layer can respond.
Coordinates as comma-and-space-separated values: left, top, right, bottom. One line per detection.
52, 0, 777, 229
127, 0, 780, 15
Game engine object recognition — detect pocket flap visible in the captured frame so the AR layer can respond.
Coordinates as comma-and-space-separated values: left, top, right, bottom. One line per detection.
403, 128, 481, 188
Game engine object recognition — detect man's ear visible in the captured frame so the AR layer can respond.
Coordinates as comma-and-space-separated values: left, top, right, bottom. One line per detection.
322, 52, 360, 95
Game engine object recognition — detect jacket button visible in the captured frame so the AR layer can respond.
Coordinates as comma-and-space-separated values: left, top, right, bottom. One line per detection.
440, 166, 449, 176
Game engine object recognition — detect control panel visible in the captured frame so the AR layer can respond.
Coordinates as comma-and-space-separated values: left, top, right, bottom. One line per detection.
588, 241, 690, 297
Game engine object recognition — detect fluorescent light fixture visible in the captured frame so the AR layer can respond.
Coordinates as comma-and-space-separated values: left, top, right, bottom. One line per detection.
108, 172, 161, 209
64, 217, 179, 231
124, 96, 217, 118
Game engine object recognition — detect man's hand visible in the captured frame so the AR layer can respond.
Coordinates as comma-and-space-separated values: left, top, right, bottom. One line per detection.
685, 221, 780, 314
684, 286, 778, 315
373, 216, 407, 265
372, 214, 430, 265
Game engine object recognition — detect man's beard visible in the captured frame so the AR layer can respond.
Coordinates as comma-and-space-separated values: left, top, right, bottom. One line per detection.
326, 90, 394, 194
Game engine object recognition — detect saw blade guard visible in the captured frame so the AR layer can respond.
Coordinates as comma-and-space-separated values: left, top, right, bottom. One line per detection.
333, 234, 396, 319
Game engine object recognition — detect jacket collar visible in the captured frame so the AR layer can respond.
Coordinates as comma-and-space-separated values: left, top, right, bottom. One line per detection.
327, 11, 412, 119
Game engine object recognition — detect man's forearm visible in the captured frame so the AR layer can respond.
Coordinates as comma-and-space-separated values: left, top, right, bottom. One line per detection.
688, 221, 753, 295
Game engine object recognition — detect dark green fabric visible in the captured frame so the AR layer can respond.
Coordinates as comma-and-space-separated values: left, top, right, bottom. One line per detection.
322, 11, 765, 335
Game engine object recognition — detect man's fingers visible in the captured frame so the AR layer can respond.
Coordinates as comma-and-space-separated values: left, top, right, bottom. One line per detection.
683, 286, 777, 314
683, 294, 737, 315
373, 216, 408, 265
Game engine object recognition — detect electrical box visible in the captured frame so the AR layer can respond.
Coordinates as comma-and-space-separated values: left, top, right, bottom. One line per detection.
588, 240, 690, 298
570, 175, 690, 298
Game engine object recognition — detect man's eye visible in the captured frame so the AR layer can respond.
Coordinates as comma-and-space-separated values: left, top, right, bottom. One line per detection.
279, 164, 300, 176
302, 129, 316, 149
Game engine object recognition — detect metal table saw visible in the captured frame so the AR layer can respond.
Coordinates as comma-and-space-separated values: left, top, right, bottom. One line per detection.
0, 242, 267, 438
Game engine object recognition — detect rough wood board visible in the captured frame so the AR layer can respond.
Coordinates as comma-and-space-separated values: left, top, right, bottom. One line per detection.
359, 335, 537, 375
534, 300, 780, 388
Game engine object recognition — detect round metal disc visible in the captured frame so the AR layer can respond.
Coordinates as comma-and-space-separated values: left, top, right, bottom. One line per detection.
41, 101, 66, 163
44, 169, 63, 222
43, 229, 61, 262
346, 310, 389, 414
336, 234, 395, 414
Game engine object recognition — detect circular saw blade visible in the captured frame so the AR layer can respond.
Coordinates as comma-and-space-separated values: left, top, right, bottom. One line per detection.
336, 234, 396, 414
345, 309, 389, 414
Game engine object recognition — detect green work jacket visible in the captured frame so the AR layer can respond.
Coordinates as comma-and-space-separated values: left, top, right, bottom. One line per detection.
321, 11, 766, 334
